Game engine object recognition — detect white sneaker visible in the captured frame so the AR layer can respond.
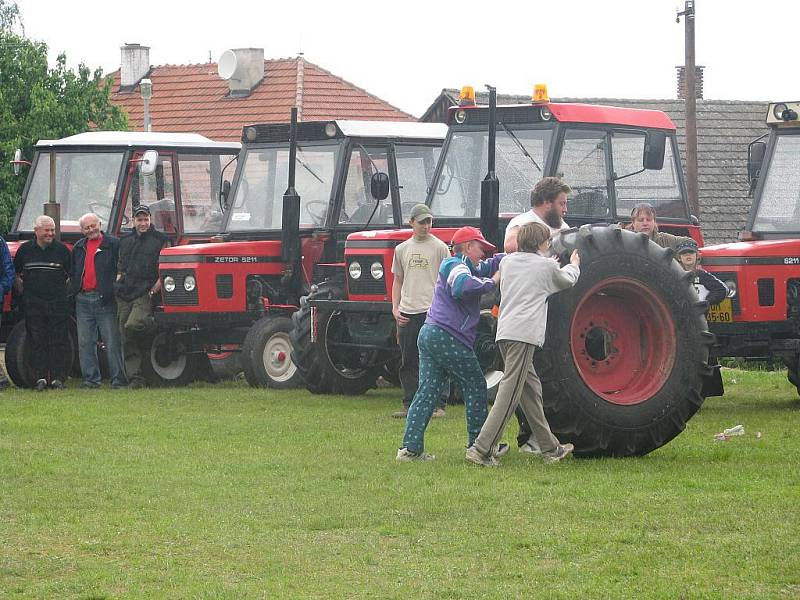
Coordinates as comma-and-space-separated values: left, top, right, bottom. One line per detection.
465, 446, 498, 467
543, 443, 574, 465
519, 440, 542, 456
396, 447, 435, 462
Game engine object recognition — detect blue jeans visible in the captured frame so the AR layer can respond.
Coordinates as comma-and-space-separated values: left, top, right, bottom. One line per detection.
402, 324, 488, 454
75, 292, 126, 387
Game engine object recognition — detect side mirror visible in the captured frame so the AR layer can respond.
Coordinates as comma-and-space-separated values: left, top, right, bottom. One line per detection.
219, 180, 231, 210
12, 148, 22, 176
370, 172, 390, 201
643, 131, 666, 170
747, 140, 766, 185
139, 150, 159, 176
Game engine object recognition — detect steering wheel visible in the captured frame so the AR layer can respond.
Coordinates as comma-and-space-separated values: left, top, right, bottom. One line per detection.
305, 201, 329, 225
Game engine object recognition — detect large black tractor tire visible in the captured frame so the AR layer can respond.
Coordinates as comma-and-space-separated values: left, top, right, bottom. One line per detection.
290, 284, 378, 396
783, 354, 800, 397
141, 331, 203, 387
537, 225, 714, 457
241, 315, 303, 389
5, 319, 77, 388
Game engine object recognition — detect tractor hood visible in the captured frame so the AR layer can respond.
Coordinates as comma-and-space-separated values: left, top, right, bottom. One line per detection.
700, 239, 800, 260
346, 228, 459, 247
159, 240, 282, 264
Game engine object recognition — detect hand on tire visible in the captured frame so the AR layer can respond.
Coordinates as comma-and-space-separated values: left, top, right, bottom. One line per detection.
570, 250, 580, 267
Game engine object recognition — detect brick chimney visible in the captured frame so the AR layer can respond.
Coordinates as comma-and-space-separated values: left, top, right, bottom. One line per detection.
120, 43, 150, 88
676, 65, 705, 99
218, 48, 265, 97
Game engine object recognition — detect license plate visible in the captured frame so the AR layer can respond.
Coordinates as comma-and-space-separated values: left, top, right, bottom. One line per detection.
707, 297, 733, 323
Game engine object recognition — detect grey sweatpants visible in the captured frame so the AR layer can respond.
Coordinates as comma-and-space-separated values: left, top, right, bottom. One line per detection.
473, 340, 560, 457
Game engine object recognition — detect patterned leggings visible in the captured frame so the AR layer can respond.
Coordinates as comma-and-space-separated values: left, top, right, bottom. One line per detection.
402, 324, 488, 454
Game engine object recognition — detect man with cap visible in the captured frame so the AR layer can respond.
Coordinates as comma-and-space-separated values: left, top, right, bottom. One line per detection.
397, 226, 504, 462
390, 204, 451, 419
115, 205, 169, 388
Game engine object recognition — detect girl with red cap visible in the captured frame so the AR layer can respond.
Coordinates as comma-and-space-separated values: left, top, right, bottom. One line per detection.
397, 226, 504, 462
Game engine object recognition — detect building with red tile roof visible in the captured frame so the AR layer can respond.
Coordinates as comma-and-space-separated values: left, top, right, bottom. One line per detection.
110, 46, 414, 141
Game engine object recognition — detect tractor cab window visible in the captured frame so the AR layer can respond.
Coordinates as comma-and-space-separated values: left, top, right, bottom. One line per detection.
17, 151, 124, 234
430, 128, 552, 219
227, 143, 339, 231
557, 129, 610, 219
177, 153, 237, 234
612, 131, 684, 219
753, 134, 800, 233
124, 154, 178, 234
339, 146, 392, 225
396, 144, 441, 222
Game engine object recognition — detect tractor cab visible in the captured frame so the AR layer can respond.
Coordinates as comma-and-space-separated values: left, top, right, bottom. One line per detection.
701, 101, 800, 389
427, 85, 702, 244
151, 120, 445, 388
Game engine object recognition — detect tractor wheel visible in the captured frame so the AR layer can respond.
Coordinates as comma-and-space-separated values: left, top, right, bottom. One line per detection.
537, 225, 714, 457
5, 319, 76, 388
783, 354, 800, 397
5, 320, 33, 388
141, 331, 201, 387
290, 284, 377, 395
241, 315, 303, 388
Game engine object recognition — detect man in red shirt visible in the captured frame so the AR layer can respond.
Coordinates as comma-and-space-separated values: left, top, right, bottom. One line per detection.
70, 213, 125, 388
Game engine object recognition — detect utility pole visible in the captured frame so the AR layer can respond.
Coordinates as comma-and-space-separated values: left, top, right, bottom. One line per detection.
677, 1, 700, 217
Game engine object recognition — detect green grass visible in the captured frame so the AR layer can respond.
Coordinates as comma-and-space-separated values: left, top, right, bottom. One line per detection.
1, 370, 798, 599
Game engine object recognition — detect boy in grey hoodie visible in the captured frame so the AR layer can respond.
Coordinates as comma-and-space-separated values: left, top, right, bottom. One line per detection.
467, 222, 580, 467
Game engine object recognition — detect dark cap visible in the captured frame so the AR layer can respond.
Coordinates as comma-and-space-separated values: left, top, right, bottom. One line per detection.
409, 204, 433, 221
133, 204, 151, 217
676, 239, 699, 254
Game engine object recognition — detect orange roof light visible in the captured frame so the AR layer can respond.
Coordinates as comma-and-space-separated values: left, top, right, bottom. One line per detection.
532, 83, 549, 104
459, 85, 476, 106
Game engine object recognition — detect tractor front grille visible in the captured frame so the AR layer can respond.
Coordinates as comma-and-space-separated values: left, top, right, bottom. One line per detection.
162, 269, 198, 306
347, 255, 386, 296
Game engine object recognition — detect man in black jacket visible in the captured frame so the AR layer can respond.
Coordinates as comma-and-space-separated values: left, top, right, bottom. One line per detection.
116, 205, 168, 388
13, 215, 71, 391
72, 213, 125, 389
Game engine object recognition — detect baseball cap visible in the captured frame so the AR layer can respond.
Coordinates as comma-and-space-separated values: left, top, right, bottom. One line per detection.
409, 204, 433, 221
676, 239, 699, 254
133, 204, 151, 217
451, 226, 496, 253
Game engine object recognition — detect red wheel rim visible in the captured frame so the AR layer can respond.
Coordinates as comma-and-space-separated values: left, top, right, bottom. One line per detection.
569, 277, 676, 405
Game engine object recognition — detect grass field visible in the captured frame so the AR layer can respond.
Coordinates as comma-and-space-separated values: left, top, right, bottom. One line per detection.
1, 369, 798, 599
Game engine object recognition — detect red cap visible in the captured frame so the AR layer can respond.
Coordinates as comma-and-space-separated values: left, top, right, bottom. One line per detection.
451, 226, 496, 253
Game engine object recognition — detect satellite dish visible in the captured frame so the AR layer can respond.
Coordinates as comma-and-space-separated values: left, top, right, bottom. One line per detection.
218, 50, 237, 80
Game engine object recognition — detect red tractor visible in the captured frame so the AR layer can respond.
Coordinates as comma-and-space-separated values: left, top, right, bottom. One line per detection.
4, 132, 240, 387
292, 87, 713, 457
701, 101, 800, 395
150, 117, 445, 388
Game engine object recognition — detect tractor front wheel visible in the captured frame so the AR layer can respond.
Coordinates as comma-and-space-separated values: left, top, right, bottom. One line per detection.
241, 315, 303, 388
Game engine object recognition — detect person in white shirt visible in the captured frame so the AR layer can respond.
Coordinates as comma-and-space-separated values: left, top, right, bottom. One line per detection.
467, 222, 580, 467
504, 177, 572, 253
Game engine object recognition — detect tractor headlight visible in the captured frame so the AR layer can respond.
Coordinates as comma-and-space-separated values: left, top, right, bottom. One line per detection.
370, 261, 384, 280
725, 280, 737, 298
184, 275, 196, 292
163, 276, 176, 292
349, 261, 362, 279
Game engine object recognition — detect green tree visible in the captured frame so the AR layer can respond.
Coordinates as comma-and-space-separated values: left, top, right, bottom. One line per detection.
0, 1, 128, 234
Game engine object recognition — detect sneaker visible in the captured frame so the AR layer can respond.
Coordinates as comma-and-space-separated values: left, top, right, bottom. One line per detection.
494, 443, 510, 458
432, 408, 446, 418
465, 445, 498, 467
34, 379, 48, 392
391, 408, 408, 418
543, 443, 574, 465
49, 380, 64, 390
0, 378, 10, 391
519, 440, 542, 456
396, 447, 435, 462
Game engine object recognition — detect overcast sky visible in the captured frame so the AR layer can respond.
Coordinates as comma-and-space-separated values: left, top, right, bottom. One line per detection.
15, 0, 792, 118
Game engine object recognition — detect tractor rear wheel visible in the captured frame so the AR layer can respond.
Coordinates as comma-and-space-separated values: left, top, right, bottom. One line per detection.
538, 225, 713, 457
242, 315, 303, 388
784, 353, 800, 397
141, 331, 202, 387
5, 319, 76, 388
290, 284, 377, 395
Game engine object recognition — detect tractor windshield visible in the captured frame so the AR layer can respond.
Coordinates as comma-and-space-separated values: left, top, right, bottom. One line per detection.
430, 128, 553, 218
752, 133, 800, 233
226, 142, 340, 231
16, 151, 124, 233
